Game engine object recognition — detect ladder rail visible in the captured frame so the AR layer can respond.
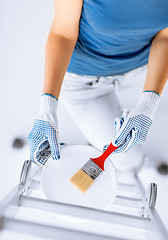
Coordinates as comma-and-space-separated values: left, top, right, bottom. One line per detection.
0, 184, 22, 219
135, 175, 168, 240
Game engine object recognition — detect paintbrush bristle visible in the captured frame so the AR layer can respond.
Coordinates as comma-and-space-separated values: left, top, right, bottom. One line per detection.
70, 169, 94, 193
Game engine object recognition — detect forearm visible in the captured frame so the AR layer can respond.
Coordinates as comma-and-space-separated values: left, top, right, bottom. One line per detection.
43, 31, 77, 99
143, 33, 168, 95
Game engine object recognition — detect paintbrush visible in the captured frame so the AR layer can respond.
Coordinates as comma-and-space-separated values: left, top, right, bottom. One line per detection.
70, 142, 118, 193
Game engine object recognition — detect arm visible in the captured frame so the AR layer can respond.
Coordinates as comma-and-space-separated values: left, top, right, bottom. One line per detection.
43, 0, 83, 99
112, 28, 168, 153
143, 27, 168, 95
28, 0, 83, 165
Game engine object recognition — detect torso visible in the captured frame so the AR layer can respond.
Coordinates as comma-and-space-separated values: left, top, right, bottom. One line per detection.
67, 0, 168, 76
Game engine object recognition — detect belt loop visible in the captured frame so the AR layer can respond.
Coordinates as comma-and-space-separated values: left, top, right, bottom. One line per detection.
96, 76, 100, 82
112, 78, 120, 89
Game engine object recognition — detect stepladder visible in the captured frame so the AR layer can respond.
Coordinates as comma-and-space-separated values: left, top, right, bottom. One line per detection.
0, 144, 167, 240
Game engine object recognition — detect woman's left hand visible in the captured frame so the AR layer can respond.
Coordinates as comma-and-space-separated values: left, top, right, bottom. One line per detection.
112, 109, 153, 153
112, 91, 160, 153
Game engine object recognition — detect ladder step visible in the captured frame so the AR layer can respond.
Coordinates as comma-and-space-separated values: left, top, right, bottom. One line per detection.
18, 196, 149, 230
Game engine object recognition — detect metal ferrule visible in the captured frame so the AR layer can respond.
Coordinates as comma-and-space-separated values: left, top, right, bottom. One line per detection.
82, 159, 103, 181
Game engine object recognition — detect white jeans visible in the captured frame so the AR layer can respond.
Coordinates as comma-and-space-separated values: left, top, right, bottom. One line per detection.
59, 64, 149, 171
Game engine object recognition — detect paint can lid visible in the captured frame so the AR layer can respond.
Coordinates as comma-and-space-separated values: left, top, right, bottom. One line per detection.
41, 145, 118, 211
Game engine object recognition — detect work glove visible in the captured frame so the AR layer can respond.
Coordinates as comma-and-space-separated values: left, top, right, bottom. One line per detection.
112, 91, 160, 153
27, 94, 60, 167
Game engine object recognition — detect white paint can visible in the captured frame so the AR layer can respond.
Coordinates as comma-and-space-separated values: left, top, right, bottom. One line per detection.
41, 145, 118, 212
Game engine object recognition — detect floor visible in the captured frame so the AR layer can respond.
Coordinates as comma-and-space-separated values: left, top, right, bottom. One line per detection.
0, 0, 168, 238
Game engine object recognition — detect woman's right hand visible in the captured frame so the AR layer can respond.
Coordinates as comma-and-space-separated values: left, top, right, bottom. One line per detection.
27, 94, 60, 167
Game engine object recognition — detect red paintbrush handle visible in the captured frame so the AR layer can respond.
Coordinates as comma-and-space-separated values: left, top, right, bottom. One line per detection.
90, 143, 118, 171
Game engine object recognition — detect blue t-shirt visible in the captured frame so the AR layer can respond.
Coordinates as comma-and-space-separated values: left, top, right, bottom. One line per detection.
67, 0, 168, 76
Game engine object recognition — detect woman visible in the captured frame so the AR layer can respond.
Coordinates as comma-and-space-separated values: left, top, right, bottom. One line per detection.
28, 0, 168, 167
